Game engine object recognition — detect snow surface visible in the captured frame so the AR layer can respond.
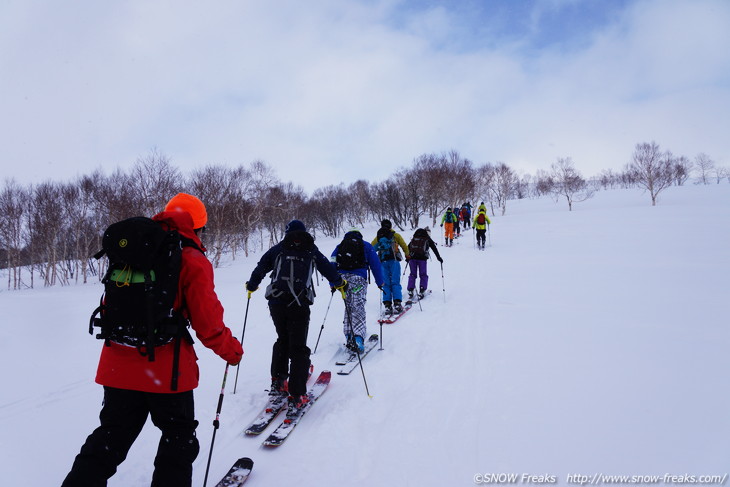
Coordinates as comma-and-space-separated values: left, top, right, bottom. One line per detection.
1, 185, 728, 486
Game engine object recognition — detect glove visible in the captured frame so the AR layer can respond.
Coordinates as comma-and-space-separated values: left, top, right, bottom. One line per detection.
245, 281, 258, 293
439, 224, 443, 227
225, 339, 243, 366
334, 278, 348, 299
405, 255, 411, 262
437, 257, 443, 263
228, 352, 243, 366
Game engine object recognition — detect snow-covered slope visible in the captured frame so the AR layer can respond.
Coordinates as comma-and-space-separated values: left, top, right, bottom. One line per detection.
1, 184, 728, 486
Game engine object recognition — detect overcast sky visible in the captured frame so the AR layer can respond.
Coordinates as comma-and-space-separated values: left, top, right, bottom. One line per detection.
1, 0, 728, 193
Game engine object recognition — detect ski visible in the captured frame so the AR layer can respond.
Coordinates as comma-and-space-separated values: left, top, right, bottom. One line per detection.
214, 457, 253, 487
262, 371, 331, 447
336, 334, 380, 375
377, 303, 411, 324
333, 344, 353, 366
244, 365, 313, 436
333, 333, 377, 365
378, 299, 415, 324
378, 290, 432, 324
243, 394, 288, 436
404, 289, 432, 307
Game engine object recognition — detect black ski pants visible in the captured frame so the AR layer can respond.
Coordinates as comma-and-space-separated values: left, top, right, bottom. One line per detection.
62, 386, 199, 487
269, 302, 311, 397
476, 229, 487, 247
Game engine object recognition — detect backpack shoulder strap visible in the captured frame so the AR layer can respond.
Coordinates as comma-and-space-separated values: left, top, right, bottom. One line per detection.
180, 235, 204, 254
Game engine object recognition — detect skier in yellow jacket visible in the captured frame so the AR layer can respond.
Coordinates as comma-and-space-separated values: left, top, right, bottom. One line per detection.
473, 208, 491, 250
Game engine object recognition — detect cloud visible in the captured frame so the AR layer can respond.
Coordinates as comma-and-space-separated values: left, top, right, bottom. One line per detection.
1, 0, 728, 193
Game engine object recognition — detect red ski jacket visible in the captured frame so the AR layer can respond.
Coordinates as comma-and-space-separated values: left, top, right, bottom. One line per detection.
95, 210, 243, 393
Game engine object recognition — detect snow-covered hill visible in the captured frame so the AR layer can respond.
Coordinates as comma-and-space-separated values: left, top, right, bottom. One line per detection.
1, 184, 728, 486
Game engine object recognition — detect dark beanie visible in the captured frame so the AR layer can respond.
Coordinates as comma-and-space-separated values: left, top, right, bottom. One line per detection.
285, 219, 306, 233
381, 219, 392, 229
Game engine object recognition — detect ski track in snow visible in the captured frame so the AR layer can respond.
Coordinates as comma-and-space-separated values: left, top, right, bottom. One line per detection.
1, 185, 728, 486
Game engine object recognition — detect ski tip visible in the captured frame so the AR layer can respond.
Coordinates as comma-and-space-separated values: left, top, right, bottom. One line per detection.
214, 457, 254, 487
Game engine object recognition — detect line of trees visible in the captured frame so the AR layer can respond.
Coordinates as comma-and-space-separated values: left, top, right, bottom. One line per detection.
1, 143, 726, 289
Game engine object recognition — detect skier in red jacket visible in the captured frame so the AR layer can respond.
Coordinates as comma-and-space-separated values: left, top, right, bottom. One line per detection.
63, 193, 243, 487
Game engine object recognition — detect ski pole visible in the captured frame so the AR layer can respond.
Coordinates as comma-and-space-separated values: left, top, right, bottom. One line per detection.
203, 363, 230, 487
345, 298, 372, 398
379, 288, 384, 316
313, 292, 335, 354
233, 291, 252, 394
378, 321, 384, 351
440, 261, 446, 302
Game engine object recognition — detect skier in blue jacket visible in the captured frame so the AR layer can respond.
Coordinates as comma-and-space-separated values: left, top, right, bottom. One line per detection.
331, 228, 384, 352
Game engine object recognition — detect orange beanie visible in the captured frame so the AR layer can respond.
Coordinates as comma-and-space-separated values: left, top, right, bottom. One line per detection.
164, 193, 208, 229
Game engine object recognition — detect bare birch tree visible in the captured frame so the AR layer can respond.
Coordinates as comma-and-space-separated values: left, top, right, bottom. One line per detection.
128, 148, 183, 216
0, 180, 30, 289
550, 157, 594, 211
626, 142, 674, 206
310, 184, 348, 238
671, 156, 693, 186
712, 166, 729, 184
694, 153, 714, 185
344, 180, 372, 228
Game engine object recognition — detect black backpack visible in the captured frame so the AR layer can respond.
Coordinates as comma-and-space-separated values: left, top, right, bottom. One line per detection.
336, 233, 366, 270
89, 216, 198, 390
265, 231, 316, 306
408, 230, 430, 260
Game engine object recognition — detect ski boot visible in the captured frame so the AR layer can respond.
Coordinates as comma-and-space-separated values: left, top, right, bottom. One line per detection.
393, 300, 403, 314
269, 377, 288, 397
285, 394, 310, 423
346, 335, 365, 353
